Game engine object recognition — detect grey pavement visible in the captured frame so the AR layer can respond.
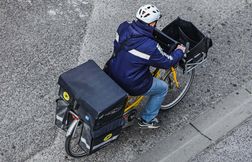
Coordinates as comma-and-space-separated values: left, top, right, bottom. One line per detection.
1, 0, 252, 162
189, 82, 252, 162
190, 116, 252, 162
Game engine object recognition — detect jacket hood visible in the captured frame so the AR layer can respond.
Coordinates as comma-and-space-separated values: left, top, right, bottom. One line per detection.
131, 20, 155, 38
118, 20, 155, 50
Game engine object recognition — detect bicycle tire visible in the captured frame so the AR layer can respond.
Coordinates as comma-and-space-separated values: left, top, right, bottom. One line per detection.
65, 124, 89, 158
160, 68, 195, 110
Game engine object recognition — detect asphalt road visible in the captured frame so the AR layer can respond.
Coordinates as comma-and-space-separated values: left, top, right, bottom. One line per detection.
0, 0, 92, 161
1, 0, 252, 161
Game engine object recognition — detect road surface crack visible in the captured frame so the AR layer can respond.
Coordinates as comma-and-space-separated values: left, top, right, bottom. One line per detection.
189, 123, 212, 141
245, 88, 252, 94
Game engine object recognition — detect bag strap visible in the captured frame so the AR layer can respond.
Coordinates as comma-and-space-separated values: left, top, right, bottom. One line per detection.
112, 37, 130, 58
103, 37, 130, 71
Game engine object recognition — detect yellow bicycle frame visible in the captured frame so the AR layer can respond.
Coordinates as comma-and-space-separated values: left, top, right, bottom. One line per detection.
124, 67, 179, 113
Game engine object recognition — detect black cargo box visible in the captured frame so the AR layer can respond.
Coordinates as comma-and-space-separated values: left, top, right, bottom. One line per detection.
58, 60, 128, 129
154, 17, 212, 72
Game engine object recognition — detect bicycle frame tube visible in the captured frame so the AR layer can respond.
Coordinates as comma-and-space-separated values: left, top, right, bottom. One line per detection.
124, 96, 144, 113
171, 67, 179, 88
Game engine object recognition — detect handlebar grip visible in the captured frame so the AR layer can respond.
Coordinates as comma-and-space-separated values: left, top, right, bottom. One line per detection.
184, 42, 190, 58
168, 43, 179, 54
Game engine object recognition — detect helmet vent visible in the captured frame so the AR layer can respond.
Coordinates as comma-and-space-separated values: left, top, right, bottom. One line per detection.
144, 13, 150, 18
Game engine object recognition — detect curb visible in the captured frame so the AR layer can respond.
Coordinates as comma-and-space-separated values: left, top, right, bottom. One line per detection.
134, 80, 252, 162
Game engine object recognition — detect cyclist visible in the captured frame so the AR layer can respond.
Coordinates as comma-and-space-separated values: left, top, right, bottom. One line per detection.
105, 4, 185, 128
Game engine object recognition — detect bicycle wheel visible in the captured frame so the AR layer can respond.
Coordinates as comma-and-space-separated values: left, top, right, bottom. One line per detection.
160, 67, 195, 110
65, 123, 89, 158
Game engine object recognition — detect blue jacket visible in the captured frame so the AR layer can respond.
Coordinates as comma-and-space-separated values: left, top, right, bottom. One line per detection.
106, 20, 184, 96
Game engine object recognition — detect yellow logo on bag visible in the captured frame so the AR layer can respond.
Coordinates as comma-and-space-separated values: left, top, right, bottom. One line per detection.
63, 91, 70, 101
103, 133, 113, 142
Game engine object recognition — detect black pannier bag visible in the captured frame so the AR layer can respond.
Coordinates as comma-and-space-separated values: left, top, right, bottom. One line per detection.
57, 60, 128, 130
56, 60, 128, 154
55, 98, 70, 131
55, 87, 77, 131
154, 17, 213, 72
79, 118, 125, 154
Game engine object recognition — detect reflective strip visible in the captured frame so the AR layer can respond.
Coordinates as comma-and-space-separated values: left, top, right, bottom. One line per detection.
166, 55, 173, 60
129, 49, 150, 60
157, 44, 166, 55
115, 32, 119, 42
56, 115, 63, 122
157, 44, 173, 60
92, 135, 119, 150
80, 137, 90, 149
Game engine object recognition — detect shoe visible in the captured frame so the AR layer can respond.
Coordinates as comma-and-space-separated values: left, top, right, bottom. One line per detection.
138, 117, 160, 129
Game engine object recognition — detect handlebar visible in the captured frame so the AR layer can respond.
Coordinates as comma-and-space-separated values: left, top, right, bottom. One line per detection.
154, 28, 179, 44
154, 28, 190, 57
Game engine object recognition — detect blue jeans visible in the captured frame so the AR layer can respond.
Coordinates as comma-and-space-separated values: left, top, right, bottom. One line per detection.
140, 78, 168, 122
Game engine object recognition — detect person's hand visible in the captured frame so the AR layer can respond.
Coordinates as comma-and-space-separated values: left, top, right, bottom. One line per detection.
176, 44, 186, 53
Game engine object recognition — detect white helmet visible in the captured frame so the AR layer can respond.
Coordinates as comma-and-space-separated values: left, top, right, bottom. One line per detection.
136, 4, 161, 24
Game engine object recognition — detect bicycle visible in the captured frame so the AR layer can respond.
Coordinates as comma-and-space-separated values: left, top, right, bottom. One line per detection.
63, 65, 194, 157
55, 17, 212, 158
